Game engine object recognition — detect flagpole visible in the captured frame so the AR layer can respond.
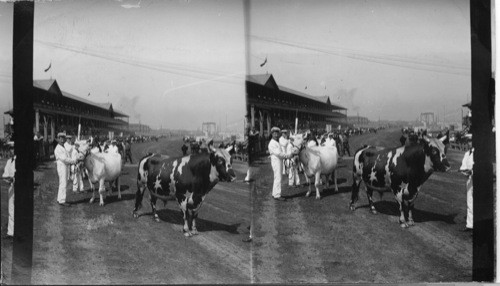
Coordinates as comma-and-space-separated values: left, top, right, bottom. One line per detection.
77, 116, 81, 141
295, 109, 298, 134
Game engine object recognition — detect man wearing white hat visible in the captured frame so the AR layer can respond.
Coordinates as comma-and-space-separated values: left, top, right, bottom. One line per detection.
279, 129, 290, 175
2, 142, 15, 239
54, 132, 77, 206
268, 127, 292, 201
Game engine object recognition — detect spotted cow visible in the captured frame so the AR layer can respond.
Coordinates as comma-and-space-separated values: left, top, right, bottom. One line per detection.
133, 145, 236, 237
349, 136, 450, 228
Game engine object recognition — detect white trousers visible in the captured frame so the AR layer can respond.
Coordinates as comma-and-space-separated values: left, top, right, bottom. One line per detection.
271, 158, 282, 198
288, 166, 300, 186
466, 176, 473, 229
57, 162, 68, 203
7, 184, 14, 236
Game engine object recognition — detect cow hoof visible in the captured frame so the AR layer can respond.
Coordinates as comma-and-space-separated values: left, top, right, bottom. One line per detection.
191, 229, 199, 235
183, 231, 193, 237
99, 202, 105, 206
400, 222, 409, 228
89, 198, 94, 204
370, 209, 378, 215
349, 204, 356, 211
133, 212, 139, 218
305, 192, 311, 197
118, 195, 122, 200
154, 217, 160, 223
408, 220, 415, 226
315, 196, 321, 200
334, 188, 339, 193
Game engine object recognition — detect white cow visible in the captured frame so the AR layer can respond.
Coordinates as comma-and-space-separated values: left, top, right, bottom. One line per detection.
290, 132, 339, 199
77, 142, 122, 206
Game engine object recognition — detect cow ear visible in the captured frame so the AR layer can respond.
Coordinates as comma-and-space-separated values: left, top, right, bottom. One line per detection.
209, 145, 217, 153
422, 135, 431, 143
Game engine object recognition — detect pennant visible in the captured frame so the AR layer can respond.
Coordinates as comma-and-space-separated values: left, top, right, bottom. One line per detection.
260, 57, 267, 67
44, 62, 51, 72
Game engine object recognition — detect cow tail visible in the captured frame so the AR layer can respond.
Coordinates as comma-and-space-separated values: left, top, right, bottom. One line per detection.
134, 172, 145, 214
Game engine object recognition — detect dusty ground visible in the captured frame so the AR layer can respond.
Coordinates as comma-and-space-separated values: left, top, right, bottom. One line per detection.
250, 128, 472, 283
1, 137, 251, 284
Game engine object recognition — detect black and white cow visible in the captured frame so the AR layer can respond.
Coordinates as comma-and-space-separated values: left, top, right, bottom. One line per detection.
349, 136, 450, 228
133, 145, 236, 237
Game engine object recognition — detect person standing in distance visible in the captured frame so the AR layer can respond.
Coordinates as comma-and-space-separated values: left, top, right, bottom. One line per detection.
459, 138, 474, 232
2, 142, 15, 239
54, 133, 77, 207
268, 127, 292, 201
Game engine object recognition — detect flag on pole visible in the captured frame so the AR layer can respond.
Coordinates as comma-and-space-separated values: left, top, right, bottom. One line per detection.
44, 62, 51, 72
260, 57, 267, 67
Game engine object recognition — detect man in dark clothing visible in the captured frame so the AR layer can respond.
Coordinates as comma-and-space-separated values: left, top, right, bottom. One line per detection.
400, 134, 407, 146
181, 143, 188, 156
124, 140, 133, 163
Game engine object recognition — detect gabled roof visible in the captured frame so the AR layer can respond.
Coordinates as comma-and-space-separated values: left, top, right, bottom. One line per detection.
246, 73, 347, 110
33, 79, 56, 90
33, 79, 128, 117
246, 74, 279, 89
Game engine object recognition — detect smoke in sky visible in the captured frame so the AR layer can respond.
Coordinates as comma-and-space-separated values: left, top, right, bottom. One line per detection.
331, 88, 360, 113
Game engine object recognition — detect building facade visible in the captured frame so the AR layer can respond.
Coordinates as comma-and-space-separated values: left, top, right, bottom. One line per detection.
246, 74, 347, 138
4, 79, 129, 142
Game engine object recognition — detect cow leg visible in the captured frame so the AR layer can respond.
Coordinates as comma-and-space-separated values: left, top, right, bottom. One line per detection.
332, 170, 339, 192
395, 189, 408, 228
133, 182, 146, 218
407, 190, 419, 227
305, 176, 312, 197
98, 180, 106, 206
150, 195, 160, 222
181, 209, 192, 237
314, 172, 321, 199
366, 187, 377, 214
191, 210, 199, 235
349, 176, 362, 211
116, 177, 121, 200
89, 181, 96, 204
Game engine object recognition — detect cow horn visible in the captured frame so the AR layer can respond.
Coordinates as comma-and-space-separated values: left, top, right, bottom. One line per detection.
209, 145, 217, 153
439, 135, 447, 142
225, 145, 233, 152
423, 135, 431, 143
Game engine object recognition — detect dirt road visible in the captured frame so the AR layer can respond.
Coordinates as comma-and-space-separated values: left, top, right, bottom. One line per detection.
250, 128, 472, 283
1, 137, 251, 284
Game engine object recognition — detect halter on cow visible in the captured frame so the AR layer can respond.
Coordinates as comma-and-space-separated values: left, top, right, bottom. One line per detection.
76, 141, 122, 206
289, 132, 339, 199
349, 135, 450, 228
134, 144, 236, 237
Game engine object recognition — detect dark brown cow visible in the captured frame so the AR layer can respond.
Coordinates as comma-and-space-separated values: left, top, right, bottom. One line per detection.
133, 145, 235, 236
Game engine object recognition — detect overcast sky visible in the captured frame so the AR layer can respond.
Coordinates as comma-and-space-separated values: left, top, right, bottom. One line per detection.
0, 0, 474, 135
248, 0, 471, 123
1, 0, 247, 133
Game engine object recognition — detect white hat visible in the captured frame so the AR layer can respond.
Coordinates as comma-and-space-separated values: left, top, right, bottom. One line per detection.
7, 141, 14, 147
57, 132, 66, 138
271, 127, 280, 133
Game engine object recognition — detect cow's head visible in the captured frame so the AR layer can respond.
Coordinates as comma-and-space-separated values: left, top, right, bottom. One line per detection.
74, 140, 90, 160
423, 136, 451, 172
209, 145, 236, 182
289, 132, 307, 151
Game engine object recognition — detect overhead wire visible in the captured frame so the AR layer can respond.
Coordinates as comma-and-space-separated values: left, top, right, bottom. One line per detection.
250, 35, 470, 76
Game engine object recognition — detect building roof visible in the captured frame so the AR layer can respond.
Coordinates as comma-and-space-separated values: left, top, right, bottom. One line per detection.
33, 79, 128, 117
247, 73, 346, 110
